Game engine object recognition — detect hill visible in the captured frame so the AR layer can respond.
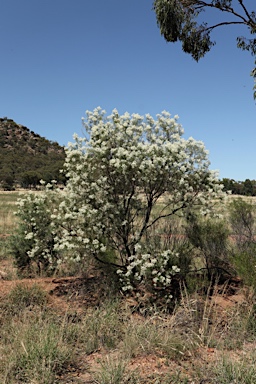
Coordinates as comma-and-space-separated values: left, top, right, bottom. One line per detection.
0, 117, 66, 189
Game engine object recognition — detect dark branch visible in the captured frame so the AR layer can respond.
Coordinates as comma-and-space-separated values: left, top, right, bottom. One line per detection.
146, 202, 188, 229
204, 20, 247, 33
92, 252, 125, 269
238, 0, 255, 25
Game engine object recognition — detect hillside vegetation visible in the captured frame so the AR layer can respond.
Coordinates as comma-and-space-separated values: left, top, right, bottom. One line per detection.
0, 117, 65, 189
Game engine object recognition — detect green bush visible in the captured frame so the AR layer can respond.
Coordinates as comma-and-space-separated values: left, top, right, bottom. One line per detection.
12, 108, 225, 301
229, 197, 256, 248
186, 215, 232, 281
9, 189, 60, 276
231, 243, 256, 288
228, 198, 256, 287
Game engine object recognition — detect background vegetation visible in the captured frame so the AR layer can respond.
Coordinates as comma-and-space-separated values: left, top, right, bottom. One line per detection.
0, 117, 65, 190
222, 178, 256, 196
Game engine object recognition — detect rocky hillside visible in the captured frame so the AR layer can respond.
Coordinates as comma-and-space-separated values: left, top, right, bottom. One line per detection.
0, 117, 66, 189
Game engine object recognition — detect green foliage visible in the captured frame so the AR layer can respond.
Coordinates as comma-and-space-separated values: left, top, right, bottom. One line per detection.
226, 198, 256, 287
0, 171, 15, 190
11, 108, 225, 301
186, 215, 231, 280
154, 0, 214, 61
153, 0, 256, 98
145, 216, 193, 280
9, 190, 61, 276
0, 118, 65, 188
231, 244, 256, 288
229, 197, 256, 246
222, 178, 256, 196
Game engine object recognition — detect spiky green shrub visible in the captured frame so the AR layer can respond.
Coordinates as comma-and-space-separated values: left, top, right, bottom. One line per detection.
186, 215, 231, 281
229, 197, 256, 248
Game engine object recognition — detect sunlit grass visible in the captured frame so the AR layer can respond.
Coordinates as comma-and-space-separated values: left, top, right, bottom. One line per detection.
0, 191, 27, 262
0, 192, 21, 235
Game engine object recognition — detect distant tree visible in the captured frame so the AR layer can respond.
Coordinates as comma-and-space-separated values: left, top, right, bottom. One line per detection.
0, 172, 15, 190
20, 171, 42, 189
221, 177, 256, 196
232, 180, 244, 195
153, 0, 256, 98
243, 178, 255, 196
222, 177, 235, 193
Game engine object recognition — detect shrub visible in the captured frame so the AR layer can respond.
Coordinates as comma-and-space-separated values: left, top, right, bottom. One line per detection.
229, 197, 256, 247
186, 215, 232, 281
13, 108, 225, 299
9, 185, 61, 276
231, 243, 256, 288
228, 198, 256, 287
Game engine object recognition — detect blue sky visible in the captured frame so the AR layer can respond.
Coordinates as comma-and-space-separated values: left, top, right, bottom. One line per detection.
0, 0, 255, 180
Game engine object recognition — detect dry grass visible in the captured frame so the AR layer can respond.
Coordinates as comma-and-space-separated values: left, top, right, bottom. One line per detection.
0, 278, 255, 383
0, 191, 21, 235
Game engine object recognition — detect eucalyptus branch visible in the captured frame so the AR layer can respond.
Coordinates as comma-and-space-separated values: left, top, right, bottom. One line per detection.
155, 0, 256, 96
203, 20, 247, 32
192, 1, 249, 25
238, 0, 255, 26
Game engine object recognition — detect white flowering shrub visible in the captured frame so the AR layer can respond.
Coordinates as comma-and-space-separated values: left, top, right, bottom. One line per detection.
12, 107, 225, 295
10, 183, 61, 275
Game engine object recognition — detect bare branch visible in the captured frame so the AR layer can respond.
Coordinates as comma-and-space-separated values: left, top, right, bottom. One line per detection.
146, 202, 188, 229
203, 20, 247, 32
92, 251, 125, 269
238, 0, 255, 25
190, 0, 250, 24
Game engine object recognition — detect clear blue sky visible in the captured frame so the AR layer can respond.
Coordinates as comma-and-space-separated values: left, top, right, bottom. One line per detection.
0, 0, 255, 180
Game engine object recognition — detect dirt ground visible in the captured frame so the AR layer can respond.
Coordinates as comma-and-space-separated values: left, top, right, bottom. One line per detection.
0, 259, 254, 384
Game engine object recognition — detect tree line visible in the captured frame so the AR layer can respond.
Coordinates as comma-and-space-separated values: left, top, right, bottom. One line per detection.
221, 177, 256, 196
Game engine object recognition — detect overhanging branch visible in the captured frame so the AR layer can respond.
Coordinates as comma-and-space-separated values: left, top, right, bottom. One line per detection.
204, 20, 247, 32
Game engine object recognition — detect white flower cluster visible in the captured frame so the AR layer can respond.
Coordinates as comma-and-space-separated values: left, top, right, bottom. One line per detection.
116, 248, 180, 294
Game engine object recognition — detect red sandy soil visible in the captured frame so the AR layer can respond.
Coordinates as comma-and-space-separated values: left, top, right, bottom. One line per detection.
0, 259, 252, 384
